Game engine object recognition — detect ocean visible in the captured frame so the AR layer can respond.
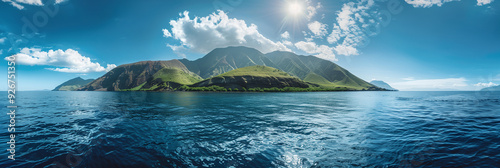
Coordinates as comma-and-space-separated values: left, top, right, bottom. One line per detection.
1, 91, 499, 167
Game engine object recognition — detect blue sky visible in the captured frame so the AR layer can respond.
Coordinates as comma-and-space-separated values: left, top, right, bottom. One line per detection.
0, 0, 499, 91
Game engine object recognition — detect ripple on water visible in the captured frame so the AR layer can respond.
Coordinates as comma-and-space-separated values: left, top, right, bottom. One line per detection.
0, 91, 499, 167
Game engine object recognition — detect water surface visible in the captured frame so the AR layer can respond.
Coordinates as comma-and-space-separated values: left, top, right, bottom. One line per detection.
1, 91, 499, 167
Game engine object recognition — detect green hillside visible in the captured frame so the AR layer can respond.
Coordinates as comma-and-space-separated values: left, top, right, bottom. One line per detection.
189, 66, 312, 90
124, 67, 203, 91
80, 46, 386, 92
304, 73, 333, 85
79, 60, 192, 91
179, 46, 277, 78
265, 51, 378, 90
153, 68, 202, 85
215, 65, 292, 78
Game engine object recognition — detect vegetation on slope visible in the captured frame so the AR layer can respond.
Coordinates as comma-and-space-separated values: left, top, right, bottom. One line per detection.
190, 65, 312, 90
79, 60, 193, 91
121, 67, 202, 91
179, 46, 277, 78
265, 51, 379, 90
77, 46, 386, 92
214, 65, 292, 78
152, 68, 203, 85
304, 73, 333, 86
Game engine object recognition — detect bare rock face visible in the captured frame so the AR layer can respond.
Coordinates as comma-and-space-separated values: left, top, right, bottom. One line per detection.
78, 60, 189, 91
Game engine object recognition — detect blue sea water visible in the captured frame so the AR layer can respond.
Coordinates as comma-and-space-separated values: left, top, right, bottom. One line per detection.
0, 91, 499, 167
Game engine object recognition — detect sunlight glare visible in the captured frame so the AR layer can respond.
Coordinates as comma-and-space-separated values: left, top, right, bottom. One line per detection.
287, 2, 303, 17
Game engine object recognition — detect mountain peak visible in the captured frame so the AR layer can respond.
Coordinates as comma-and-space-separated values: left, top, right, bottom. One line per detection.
179, 46, 276, 78
211, 46, 261, 53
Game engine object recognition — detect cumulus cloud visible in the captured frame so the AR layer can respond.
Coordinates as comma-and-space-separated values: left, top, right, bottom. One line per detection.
163, 10, 290, 55
307, 21, 328, 37
391, 78, 468, 91
6, 48, 116, 73
477, 0, 494, 6
474, 82, 499, 87
2, 0, 65, 10
294, 41, 336, 61
281, 31, 290, 39
0, 37, 6, 44
0, 49, 3, 55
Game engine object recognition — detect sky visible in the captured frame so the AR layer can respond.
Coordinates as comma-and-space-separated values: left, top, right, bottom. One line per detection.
0, 0, 499, 91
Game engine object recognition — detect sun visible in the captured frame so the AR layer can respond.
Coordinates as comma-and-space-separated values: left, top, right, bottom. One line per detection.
286, 2, 303, 17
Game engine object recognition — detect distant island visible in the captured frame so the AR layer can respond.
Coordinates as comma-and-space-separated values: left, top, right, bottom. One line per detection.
53, 77, 94, 91
481, 85, 500, 91
370, 80, 398, 91
54, 46, 388, 92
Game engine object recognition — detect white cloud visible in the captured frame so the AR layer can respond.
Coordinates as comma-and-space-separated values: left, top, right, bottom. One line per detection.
405, 0, 456, 8
392, 78, 468, 91
306, 0, 322, 20
2, 0, 65, 10
162, 29, 172, 38
166, 44, 187, 58
307, 21, 328, 37
163, 10, 290, 55
474, 82, 499, 87
7, 48, 116, 73
294, 41, 336, 61
477, 0, 494, 6
281, 31, 290, 39
0, 49, 3, 55
327, 0, 379, 56
402, 77, 415, 81
405, 0, 494, 7
282, 40, 293, 46
334, 44, 359, 56
0, 37, 6, 44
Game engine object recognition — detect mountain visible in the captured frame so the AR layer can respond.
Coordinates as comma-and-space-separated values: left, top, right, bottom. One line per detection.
78, 60, 201, 91
370, 80, 398, 91
53, 77, 94, 91
191, 65, 311, 89
179, 46, 277, 79
79, 46, 384, 92
265, 51, 378, 90
481, 85, 500, 91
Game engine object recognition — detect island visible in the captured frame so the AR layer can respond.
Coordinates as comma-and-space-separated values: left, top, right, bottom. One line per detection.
53, 46, 387, 92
